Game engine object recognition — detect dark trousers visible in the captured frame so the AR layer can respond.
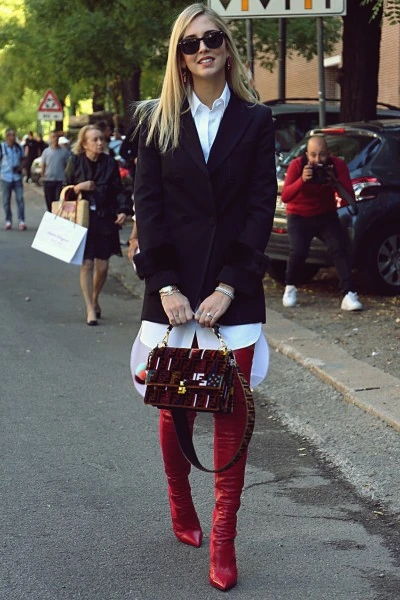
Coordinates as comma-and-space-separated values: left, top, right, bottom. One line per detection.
285, 211, 354, 295
43, 180, 63, 212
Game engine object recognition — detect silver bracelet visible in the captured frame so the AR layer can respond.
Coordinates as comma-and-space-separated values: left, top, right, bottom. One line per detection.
215, 286, 235, 300
160, 286, 180, 299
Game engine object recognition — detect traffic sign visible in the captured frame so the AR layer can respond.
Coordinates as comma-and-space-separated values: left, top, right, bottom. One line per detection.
38, 89, 63, 121
209, 0, 346, 18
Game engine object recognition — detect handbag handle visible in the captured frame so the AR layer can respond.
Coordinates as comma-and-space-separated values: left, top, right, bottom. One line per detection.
158, 324, 228, 352
59, 184, 83, 204
171, 367, 255, 473
53, 185, 84, 225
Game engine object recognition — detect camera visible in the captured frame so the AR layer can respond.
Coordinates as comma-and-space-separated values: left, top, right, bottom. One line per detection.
13, 166, 22, 175
311, 163, 330, 184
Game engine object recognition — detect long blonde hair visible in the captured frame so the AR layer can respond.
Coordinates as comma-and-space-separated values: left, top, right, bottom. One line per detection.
72, 125, 102, 155
136, 3, 259, 153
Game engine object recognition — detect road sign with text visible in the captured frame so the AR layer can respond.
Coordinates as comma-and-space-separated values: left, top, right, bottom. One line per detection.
38, 89, 63, 121
209, 0, 346, 18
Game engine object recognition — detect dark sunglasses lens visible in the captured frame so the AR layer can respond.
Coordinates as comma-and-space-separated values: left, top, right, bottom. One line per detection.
205, 31, 224, 48
180, 39, 199, 55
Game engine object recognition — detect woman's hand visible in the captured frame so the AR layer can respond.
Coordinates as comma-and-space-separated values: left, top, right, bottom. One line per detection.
75, 180, 95, 193
194, 291, 232, 328
161, 292, 193, 326
115, 212, 127, 226
127, 238, 139, 262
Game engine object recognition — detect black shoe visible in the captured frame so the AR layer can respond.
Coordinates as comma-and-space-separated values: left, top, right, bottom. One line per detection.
95, 309, 101, 319
87, 319, 98, 326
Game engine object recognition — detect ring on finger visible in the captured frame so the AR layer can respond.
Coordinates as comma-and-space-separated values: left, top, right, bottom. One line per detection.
206, 312, 213, 318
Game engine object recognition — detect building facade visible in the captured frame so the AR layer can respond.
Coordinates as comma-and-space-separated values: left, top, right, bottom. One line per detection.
254, 18, 400, 108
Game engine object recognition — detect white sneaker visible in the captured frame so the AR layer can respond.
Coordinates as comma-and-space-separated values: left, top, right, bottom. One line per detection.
282, 285, 297, 307
341, 291, 363, 311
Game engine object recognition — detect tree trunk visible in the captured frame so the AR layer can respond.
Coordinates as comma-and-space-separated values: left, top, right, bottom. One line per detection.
93, 83, 106, 112
340, 1, 383, 122
121, 69, 141, 129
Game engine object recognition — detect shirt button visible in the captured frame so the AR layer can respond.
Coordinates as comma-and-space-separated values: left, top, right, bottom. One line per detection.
208, 217, 216, 226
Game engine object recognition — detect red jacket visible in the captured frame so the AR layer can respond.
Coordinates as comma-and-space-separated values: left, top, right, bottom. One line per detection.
281, 155, 355, 217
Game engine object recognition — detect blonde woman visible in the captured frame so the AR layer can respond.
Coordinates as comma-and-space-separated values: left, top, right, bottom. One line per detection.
64, 125, 131, 325
130, 3, 276, 591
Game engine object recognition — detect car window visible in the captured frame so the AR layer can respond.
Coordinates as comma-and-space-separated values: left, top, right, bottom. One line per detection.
273, 109, 341, 153
278, 134, 381, 171
274, 114, 304, 152
325, 135, 381, 169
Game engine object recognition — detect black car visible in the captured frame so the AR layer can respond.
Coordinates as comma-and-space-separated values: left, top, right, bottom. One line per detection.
267, 120, 400, 295
267, 99, 400, 154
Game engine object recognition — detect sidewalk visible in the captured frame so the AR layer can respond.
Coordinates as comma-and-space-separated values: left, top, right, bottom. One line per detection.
109, 244, 400, 434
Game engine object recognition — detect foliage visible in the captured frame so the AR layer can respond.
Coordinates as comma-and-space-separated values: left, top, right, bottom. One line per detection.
230, 16, 340, 72
361, 0, 400, 23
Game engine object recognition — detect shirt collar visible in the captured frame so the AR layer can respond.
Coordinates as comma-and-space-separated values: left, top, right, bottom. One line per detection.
190, 83, 231, 118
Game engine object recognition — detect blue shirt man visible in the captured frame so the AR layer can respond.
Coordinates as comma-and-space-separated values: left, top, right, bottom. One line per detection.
1, 129, 25, 230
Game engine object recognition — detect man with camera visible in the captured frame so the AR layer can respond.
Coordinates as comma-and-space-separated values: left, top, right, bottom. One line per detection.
281, 135, 362, 311
1, 129, 26, 231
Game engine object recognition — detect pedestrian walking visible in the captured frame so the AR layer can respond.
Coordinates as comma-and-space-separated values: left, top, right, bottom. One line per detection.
41, 131, 71, 211
23, 131, 39, 183
129, 3, 276, 591
281, 135, 363, 311
63, 125, 132, 325
1, 128, 26, 230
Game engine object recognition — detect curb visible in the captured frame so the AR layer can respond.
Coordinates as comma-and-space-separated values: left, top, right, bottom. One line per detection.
264, 309, 400, 433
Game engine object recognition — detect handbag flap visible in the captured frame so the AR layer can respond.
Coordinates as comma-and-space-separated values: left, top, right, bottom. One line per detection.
146, 347, 233, 390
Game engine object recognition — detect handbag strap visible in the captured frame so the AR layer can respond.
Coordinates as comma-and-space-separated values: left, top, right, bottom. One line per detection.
171, 365, 255, 473
332, 178, 359, 216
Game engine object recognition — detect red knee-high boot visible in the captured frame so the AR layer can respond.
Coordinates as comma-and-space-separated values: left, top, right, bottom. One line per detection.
159, 409, 203, 548
209, 346, 254, 591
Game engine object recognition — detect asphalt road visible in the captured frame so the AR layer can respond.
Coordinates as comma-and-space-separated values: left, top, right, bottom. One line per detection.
1, 190, 400, 599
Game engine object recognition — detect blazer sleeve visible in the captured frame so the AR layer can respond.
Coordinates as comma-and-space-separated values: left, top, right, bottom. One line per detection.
218, 107, 277, 293
133, 126, 180, 292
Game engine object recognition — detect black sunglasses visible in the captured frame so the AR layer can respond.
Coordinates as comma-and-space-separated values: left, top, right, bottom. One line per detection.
178, 30, 225, 55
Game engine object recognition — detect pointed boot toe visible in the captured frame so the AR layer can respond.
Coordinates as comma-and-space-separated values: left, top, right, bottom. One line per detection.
174, 527, 203, 548
209, 561, 238, 591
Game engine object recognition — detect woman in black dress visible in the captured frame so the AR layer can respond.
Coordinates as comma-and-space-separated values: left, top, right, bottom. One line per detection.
64, 125, 132, 325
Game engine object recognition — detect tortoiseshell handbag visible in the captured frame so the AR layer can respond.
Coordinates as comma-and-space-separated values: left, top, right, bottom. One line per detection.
144, 326, 255, 473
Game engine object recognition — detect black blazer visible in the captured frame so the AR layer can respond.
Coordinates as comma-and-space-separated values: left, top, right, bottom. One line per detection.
134, 93, 277, 325
64, 153, 132, 223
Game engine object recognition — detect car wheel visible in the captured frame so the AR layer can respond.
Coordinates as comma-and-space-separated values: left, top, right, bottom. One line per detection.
267, 260, 320, 284
365, 225, 400, 295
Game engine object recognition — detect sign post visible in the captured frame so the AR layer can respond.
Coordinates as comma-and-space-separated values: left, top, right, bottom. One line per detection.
38, 89, 63, 122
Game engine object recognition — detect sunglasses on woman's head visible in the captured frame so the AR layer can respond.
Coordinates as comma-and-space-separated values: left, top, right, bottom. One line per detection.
178, 30, 225, 55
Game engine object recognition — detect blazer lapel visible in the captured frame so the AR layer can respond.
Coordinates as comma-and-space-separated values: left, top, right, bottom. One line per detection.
207, 93, 252, 174
180, 105, 208, 176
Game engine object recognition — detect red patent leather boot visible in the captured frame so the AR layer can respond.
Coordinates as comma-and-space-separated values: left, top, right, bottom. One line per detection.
209, 346, 254, 591
159, 409, 202, 548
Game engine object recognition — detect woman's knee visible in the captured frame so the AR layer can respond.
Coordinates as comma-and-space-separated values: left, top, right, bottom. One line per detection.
95, 258, 109, 274
81, 259, 94, 273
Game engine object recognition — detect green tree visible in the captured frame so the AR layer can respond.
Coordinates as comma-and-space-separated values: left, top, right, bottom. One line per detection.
231, 16, 340, 74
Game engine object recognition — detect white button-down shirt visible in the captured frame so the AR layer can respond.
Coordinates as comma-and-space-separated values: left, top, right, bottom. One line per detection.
190, 84, 231, 162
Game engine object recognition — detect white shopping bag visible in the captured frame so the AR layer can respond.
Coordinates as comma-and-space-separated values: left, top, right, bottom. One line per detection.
31, 212, 88, 265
